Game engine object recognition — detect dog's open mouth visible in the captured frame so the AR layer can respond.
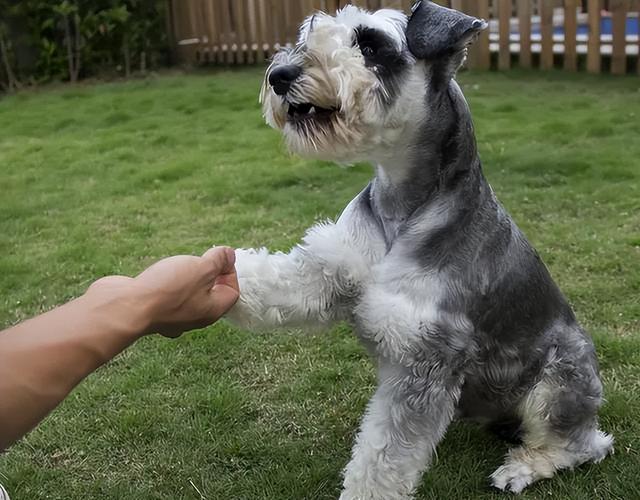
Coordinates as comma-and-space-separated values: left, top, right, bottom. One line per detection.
287, 102, 338, 124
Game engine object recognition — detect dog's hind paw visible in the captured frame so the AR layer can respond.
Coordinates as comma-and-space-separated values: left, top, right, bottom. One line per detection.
490, 462, 535, 494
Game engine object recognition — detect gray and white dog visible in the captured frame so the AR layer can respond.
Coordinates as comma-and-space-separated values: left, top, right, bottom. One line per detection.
227, 1, 613, 498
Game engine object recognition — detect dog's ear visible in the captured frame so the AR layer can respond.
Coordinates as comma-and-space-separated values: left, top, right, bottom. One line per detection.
407, 1, 487, 70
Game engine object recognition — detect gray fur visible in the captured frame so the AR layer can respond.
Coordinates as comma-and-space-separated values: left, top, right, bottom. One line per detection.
235, 2, 613, 496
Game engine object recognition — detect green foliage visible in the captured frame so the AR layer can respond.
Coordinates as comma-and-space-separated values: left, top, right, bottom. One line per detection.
0, 0, 168, 86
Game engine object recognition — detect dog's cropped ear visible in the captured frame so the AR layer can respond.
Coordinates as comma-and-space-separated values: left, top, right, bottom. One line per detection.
407, 1, 487, 75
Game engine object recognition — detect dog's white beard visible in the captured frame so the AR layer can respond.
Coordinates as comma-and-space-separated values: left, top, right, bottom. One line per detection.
260, 23, 387, 161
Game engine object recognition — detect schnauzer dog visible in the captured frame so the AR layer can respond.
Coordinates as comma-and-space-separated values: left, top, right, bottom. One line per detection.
227, 1, 613, 497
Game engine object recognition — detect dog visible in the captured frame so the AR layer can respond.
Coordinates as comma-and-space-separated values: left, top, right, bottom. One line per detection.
226, 1, 613, 497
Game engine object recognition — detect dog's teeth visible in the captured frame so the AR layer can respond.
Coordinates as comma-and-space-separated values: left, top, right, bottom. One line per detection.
309, 106, 317, 115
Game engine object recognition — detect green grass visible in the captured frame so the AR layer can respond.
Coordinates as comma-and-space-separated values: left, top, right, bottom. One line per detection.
0, 68, 639, 500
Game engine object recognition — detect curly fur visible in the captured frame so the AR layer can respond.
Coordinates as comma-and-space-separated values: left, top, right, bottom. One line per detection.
226, 2, 613, 498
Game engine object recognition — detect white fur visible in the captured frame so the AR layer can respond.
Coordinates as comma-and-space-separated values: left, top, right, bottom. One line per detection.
227, 221, 374, 331
260, 7, 425, 162
491, 380, 614, 493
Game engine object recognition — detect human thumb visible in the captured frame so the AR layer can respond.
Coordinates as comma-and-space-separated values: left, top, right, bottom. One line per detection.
202, 246, 236, 276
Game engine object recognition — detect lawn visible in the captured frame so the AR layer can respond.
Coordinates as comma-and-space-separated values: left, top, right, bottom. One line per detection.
0, 68, 639, 500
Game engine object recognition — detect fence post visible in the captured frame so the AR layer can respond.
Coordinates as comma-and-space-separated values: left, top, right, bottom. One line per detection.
587, 0, 601, 72
461, 0, 490, 70
564, 0, 578, 71
476, 0, 491, 70
540, 0, 555, 69
610, 0, 629, 74
246, 0, 258, 64
498, 0, 512, 69
518, 0, 533, 68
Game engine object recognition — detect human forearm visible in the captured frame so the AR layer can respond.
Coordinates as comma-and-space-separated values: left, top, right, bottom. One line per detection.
0, 247, 239, 451
0, 289, 150, 451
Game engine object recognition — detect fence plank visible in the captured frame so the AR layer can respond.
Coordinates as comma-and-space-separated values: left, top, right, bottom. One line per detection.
191, 0, 203, 62
498, 0, 512, 69
518, 0, 533, 68
202, 0, 215, 63
401, 0, 414, 13
476, 0, 491, 69
610, 0, 629, 74
587, 0, 601, 73
460, 0, 490, 70
222, 0, 234, 64
540, 0, 554, 70
235, 0, 248, 64
301, 0, 315, 17
564, 0, 578, 71
246, 0, 259, 63
273, 0, 285, 48
251, 0, 264, 64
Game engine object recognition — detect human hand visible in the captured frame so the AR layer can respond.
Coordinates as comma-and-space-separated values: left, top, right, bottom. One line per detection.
87, 247, 239, 338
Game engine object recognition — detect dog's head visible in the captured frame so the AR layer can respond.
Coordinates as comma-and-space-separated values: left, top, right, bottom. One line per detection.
261, 1, 486, 162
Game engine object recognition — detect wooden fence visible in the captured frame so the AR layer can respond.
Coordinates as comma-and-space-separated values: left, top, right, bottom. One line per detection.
168, 1, 640, 74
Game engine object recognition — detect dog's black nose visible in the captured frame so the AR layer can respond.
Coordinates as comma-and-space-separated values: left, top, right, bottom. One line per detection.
268, 65, 301, 96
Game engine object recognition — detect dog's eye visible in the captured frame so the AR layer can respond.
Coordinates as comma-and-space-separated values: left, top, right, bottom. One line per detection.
360, 45, 376, 58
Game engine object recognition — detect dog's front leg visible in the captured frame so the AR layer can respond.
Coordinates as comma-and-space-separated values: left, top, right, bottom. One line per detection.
226, 222, 368, 331
341, 282, 471, 500
340, 358, 462, 500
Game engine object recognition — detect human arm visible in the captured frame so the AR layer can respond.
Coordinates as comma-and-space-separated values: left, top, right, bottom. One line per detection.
0, 247, 239, 451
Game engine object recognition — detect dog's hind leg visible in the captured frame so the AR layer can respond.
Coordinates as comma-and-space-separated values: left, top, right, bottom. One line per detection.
491, 373, 613, 494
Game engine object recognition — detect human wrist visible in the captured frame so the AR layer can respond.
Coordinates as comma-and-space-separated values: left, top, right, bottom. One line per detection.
81, 279, 156, 340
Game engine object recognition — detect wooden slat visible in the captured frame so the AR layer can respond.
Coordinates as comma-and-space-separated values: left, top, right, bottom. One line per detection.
540, 0, 554, 70
235, 0, 248, 64
288, 0, 303, 44
222, 0, 235, 64
301, 0, 315, 17
255, 0, 266, 63
498, 0, 511, 69
460, 0, 490, 70
188, 0, 201, 62
587, 0, 601, 73
401, 0, 414, 13
518, 0, 532, 68
246, 0, 256, 63
170, 0, 182, 61
204, 0, 220, 63
475, 0, 491, 69
326, 0, 339, 13
564, 0, 578, 71
610, 0, 628, 74
263, 0, 275, 58
283, 0, 293, 45
272, 0, 284, 48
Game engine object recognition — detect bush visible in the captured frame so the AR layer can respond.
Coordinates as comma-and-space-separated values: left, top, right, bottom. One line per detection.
0, 0, 169, 89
